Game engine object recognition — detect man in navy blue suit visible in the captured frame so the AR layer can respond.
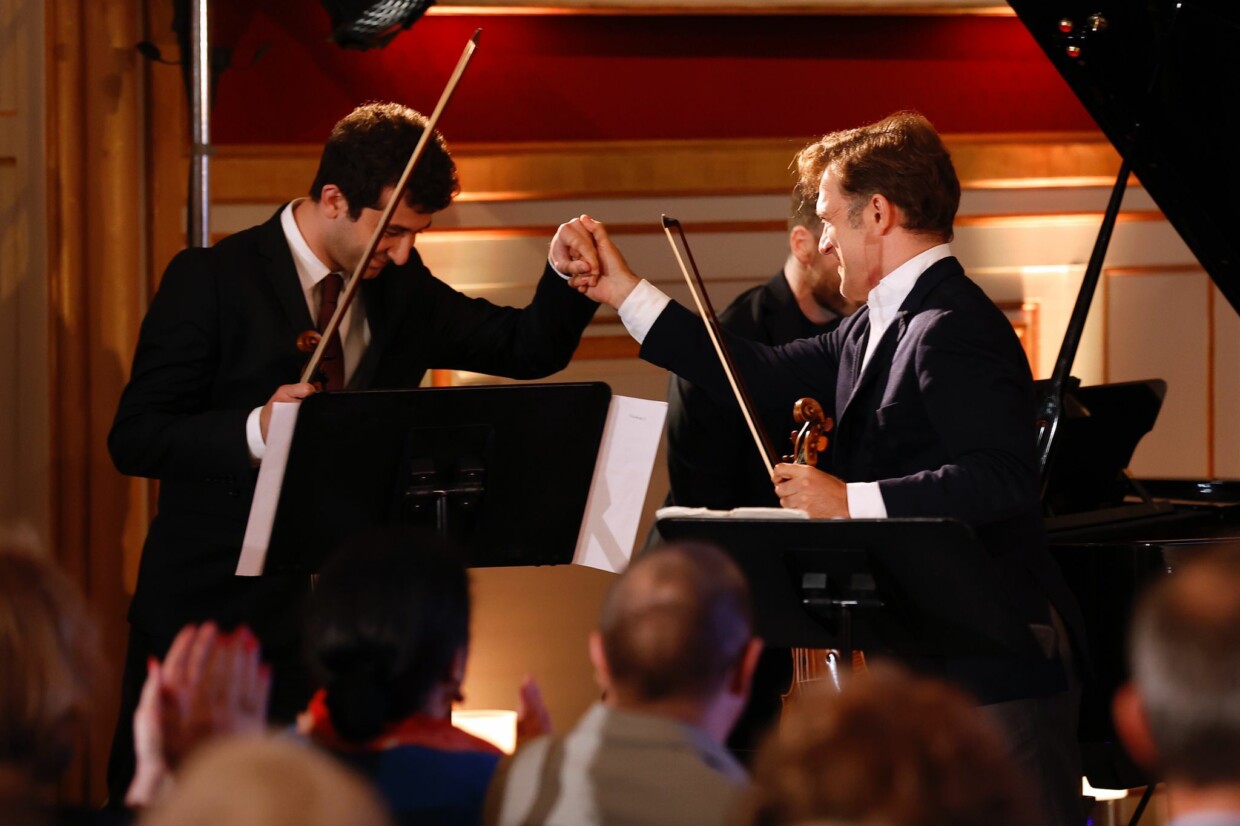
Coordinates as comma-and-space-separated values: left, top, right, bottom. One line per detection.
552, 111, 1086, 825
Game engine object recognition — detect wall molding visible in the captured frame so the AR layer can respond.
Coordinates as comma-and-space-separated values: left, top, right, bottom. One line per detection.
205, 134, 1122, 209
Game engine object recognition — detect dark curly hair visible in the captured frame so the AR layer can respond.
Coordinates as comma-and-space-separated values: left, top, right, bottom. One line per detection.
309, 101, 460, 219
305, 527, 470, 743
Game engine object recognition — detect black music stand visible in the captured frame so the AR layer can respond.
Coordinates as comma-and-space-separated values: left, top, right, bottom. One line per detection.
260, 382, 611, 573
655, 517, 1045, 662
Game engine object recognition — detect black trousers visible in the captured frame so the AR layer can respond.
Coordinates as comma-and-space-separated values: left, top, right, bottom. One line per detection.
105, 623, 313, 808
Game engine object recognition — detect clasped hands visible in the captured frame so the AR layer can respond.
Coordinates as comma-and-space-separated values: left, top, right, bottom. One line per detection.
549, 215, 642, 310
126, 622, 271, 807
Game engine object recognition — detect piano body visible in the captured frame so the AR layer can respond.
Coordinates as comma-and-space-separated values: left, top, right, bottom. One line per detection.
1008, 0, 1240, 788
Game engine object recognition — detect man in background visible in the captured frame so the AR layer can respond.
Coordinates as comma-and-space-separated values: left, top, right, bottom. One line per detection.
664, 188, 860, 511
1113, 547, 1240, 826
485, 542, 762, 826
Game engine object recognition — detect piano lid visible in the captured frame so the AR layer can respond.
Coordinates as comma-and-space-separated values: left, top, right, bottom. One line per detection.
1007, 0, 1240, 314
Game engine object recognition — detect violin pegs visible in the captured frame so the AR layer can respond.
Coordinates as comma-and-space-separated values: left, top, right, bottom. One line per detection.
296, 330, 322, 353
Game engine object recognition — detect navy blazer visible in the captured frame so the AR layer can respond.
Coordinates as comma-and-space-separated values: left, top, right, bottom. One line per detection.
642, 256, 1084, 703
109, 208, 598, 649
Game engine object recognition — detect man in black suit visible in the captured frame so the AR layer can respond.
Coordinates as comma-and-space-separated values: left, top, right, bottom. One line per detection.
107, 102, 598, 802
554, 112, 1086, 825
665, 188, 860, 511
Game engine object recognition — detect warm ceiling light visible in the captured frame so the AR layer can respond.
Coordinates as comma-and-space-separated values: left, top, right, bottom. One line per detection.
320, 0, 436, 50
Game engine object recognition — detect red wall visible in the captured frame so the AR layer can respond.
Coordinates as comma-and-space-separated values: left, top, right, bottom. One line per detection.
205, 5, 1095, 144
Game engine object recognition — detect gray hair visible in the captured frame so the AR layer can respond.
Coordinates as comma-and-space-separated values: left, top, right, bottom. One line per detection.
1129, 546, 1240, 784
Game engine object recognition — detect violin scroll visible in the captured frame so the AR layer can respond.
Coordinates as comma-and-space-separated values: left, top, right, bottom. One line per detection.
784, 396, 833, 467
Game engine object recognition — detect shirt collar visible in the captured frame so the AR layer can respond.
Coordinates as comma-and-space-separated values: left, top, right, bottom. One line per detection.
281, 200, 337, 293
866, 243, 954, 329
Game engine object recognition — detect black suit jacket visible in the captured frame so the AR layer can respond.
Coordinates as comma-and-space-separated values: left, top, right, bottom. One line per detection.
643, 256, 1084, 703
665, 272, 841, 509
109, 208, 598, 650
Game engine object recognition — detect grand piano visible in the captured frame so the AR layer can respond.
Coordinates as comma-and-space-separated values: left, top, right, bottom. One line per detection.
1009, 0, 1240, 788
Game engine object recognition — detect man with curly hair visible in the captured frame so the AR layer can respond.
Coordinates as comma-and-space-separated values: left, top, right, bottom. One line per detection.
107, 101, 599, 804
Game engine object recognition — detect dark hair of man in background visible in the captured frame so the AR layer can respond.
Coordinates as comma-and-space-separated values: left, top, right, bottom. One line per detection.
599, 541, 753, 703
309, 101, 459, 217
305, 527, 470, 742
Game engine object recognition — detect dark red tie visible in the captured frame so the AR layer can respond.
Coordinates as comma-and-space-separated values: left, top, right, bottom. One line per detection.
317, 272, 345, 391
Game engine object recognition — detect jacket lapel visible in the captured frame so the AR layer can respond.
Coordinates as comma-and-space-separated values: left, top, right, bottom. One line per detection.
349, 252, 422, 389
258, 206, 315, 336
835, 257, 962, 431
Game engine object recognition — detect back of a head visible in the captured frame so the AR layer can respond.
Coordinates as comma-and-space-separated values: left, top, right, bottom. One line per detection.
0, 545, 100, 785
742, 666, 1038, 826
599, 542, 752, 704
794, 112, 959, 242
139, 736, 393, 826
305, 527, 470, 743
309, 101, 459, 217
787, 185, 824, 237
1129, 546, 1240, 786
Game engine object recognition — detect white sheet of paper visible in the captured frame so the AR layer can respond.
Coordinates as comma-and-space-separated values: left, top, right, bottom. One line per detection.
572, 395, 668, 574
236, 401, 301, 576
654, 505, 810, 521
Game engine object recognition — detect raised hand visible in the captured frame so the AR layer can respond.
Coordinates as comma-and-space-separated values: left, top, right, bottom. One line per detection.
127, 623, 273, 807
552, 215, 642, 310
516, 675, 553, 745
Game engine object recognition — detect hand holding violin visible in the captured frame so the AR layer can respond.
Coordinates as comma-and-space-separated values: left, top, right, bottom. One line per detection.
772, 462, 851, 518
259, 382, 317, 441
552, 215, 641, 309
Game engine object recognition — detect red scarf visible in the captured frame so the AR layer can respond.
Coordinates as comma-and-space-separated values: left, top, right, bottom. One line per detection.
300, 689, 502, 756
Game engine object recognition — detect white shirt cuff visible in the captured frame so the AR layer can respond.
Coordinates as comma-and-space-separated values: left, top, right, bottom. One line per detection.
548, 256, 571, 280
617, 280, 671, 345
846, 481, 888, 518
245, 407, 266, 465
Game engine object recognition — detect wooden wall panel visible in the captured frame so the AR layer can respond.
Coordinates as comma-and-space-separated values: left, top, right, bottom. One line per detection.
1106, 271, 1212, 479
1214, 285, 1240, 478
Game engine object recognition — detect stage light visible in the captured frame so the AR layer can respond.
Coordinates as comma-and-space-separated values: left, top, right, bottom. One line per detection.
320, 0, 436, 50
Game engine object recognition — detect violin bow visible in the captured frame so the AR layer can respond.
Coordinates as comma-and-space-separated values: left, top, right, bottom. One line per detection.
300, 29, 482, 385
661, 215, 778, 476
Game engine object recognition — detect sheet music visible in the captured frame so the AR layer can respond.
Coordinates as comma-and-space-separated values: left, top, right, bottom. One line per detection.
655, 505, 810, 520
236, 402, 301, 576
572, 396, 668, 574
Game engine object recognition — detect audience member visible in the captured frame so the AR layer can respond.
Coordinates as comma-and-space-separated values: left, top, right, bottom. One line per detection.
485, 541, 762, 826
299, 528, 506, 825
1112, 547, 1240, 826
138, 736, 393, 826
740, 665, 1041, 826
0, 542, 106, 824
